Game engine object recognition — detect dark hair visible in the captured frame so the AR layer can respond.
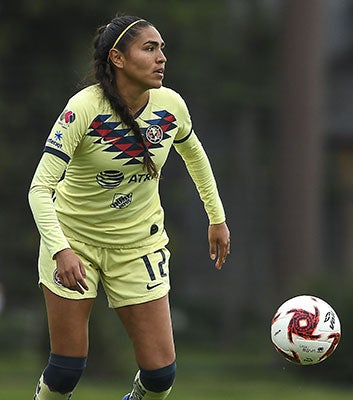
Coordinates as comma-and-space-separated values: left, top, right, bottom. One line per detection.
93, 15, 158, 178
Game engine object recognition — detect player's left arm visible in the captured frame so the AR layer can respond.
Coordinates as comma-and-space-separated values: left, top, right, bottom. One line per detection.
174, 132, 230, 268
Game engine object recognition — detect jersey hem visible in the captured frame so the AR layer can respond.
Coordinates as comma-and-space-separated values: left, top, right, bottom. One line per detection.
61, 226, 169, 251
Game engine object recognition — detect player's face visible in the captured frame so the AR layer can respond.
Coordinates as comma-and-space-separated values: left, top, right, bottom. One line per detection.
119, 26, 167, 91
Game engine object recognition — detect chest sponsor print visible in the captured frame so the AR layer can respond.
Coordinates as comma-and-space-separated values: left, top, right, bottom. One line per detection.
87, 110, 176, 165
110, 192, 133, 209
96, 170, 124, 189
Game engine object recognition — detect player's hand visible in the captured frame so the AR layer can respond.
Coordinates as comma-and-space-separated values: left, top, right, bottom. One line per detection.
208, 222, 231, 270
54, 248, 89, 294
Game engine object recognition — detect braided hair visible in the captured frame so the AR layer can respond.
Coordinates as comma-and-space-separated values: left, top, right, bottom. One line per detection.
92, 15, 158, 178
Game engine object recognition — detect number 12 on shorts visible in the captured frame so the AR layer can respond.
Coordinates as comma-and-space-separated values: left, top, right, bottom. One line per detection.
142, 249, 168, 283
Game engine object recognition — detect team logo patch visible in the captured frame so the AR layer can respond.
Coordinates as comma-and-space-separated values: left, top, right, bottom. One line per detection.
145, 125, 163, 144
96, 170, 124, 189
62, 110, 76, 124
53, 268, 63, 287
58, 109, 76, 128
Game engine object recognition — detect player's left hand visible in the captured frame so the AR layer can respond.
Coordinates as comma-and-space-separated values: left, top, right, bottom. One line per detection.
208, 222, 231, 270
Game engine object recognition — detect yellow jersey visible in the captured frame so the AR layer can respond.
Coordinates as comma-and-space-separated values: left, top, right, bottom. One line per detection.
29, 85, 225, 257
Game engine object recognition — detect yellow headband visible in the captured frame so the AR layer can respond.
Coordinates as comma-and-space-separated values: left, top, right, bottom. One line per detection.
109, 19, 145, 54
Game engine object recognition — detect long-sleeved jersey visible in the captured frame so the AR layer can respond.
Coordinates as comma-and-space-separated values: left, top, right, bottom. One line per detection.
29, 84, 225, 258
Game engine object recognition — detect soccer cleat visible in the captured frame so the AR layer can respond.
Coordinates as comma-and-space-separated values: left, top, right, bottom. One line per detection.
122, 394, 130, 400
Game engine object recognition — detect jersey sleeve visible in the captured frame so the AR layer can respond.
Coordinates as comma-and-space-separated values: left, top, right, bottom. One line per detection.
28, 154, 71, 257
28, 95, 90, 258
173, 131, 226, 225
172, 91, 193, 142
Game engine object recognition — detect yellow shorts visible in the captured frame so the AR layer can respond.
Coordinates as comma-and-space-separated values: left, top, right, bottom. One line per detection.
38, 236, 171, 308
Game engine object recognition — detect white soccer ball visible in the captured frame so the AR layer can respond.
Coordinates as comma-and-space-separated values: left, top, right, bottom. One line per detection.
271, 295, 341, 365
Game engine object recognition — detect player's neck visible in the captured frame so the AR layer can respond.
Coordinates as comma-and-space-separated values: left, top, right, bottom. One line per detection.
116, 81, 150, 116
128, 92, 149, 116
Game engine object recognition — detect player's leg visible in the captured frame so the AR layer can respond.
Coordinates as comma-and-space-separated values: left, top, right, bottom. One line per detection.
116, 294, 176, 400
33, 286, 94, 400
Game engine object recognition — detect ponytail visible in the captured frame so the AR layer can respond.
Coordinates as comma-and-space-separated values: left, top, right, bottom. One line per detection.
92, 17, 158, 178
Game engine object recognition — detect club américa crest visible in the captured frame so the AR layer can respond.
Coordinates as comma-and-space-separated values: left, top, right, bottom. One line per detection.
145, 125, 163, 144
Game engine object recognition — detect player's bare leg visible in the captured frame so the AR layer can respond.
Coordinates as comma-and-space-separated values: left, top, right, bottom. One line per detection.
116, 294, 176, 400
33, 286, 93, 399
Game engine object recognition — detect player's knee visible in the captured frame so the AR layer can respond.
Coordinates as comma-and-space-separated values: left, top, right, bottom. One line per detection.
140, 361, 176, 393
43, 353, 87, 394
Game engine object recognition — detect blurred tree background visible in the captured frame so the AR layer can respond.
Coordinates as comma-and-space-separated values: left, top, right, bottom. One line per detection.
1, 0, 353, 389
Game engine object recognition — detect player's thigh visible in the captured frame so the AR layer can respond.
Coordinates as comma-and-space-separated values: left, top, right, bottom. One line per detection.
116, 294, 175, 370
43, 285, 94, 357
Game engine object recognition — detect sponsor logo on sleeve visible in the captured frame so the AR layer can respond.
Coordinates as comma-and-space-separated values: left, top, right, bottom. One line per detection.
58, 109, 76, 129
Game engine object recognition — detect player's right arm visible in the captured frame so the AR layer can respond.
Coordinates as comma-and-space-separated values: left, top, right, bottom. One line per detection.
28, 91, 92, 293
28, 152, 88, 294
28, 153, 70, 256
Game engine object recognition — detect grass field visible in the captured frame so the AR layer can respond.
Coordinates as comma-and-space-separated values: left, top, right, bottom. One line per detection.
1, 348, 352, 400
3, 380, 353, 400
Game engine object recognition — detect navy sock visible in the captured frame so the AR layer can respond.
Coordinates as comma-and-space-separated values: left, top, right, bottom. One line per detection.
43, 353, 87, 394
140, 361, 176, 393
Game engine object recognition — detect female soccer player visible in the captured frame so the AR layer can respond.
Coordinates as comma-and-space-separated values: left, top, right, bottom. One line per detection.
29, 15, 230, 400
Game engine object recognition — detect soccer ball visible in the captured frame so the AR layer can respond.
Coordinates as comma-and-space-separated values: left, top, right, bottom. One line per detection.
271, 295, 341, 365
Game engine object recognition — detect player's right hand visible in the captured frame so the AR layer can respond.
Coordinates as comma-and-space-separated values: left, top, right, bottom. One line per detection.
54, 248, 89, 294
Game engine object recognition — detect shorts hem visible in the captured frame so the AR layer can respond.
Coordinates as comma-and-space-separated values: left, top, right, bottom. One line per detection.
39, 280, 98, 301
108, 287, 170, 309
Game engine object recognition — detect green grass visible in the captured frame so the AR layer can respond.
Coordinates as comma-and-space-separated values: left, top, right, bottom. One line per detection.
3, 382, 352, 400
1, 349, 352, 400
2, 375, 353, 400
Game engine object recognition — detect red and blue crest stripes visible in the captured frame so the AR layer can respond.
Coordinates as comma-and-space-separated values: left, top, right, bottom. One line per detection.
87, 111, 177, 165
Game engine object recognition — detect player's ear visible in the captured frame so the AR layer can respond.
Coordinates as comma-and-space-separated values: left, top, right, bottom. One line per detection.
108, 48, 124, 68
